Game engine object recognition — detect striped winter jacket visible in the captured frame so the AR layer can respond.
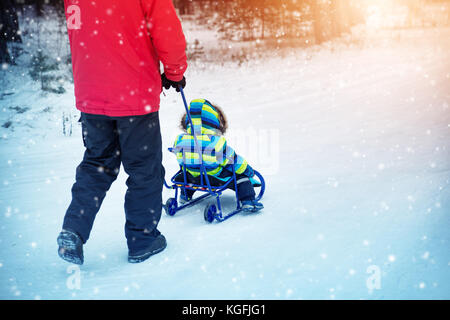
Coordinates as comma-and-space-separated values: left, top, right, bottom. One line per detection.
171, 99, 254, 180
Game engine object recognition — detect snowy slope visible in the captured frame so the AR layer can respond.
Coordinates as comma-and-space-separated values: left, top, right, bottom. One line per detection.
0, 24, 449, 299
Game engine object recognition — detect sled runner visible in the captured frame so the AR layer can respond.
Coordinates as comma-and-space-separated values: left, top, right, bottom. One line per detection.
163, 87, 265, 223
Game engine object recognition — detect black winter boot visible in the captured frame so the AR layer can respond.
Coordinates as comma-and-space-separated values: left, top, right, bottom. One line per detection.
128, 234, 167, 263
57, 230, 84, 265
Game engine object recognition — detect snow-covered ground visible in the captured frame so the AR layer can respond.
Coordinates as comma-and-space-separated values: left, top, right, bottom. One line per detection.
0, 11, 449, 299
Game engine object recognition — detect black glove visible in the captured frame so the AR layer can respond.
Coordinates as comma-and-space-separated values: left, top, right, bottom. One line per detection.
161, 73, 186, 92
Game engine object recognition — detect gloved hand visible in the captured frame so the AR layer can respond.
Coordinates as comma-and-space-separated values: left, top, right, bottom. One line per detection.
161, 73, 186, 92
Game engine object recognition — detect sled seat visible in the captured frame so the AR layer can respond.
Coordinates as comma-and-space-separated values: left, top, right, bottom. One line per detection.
172, 170, 261, 191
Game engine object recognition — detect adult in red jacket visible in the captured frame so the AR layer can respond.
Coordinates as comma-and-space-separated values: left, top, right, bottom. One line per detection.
58, 0, 187, 265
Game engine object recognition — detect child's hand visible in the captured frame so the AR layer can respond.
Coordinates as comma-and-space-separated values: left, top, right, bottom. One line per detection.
161, 73, 186, 92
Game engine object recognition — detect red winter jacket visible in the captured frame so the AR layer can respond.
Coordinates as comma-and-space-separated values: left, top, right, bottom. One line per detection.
64, 0, 187, 116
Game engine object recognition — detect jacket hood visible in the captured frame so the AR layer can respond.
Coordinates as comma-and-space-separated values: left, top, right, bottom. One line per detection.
185, 99, 223, 135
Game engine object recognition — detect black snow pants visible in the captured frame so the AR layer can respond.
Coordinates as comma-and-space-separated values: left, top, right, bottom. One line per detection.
62, 111, 165, 254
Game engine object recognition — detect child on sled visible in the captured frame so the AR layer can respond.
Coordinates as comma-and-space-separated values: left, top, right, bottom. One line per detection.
171, 98, 263, 212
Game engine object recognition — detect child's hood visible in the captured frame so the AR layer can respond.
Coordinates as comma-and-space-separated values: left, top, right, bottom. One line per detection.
185, 99, 223, 135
